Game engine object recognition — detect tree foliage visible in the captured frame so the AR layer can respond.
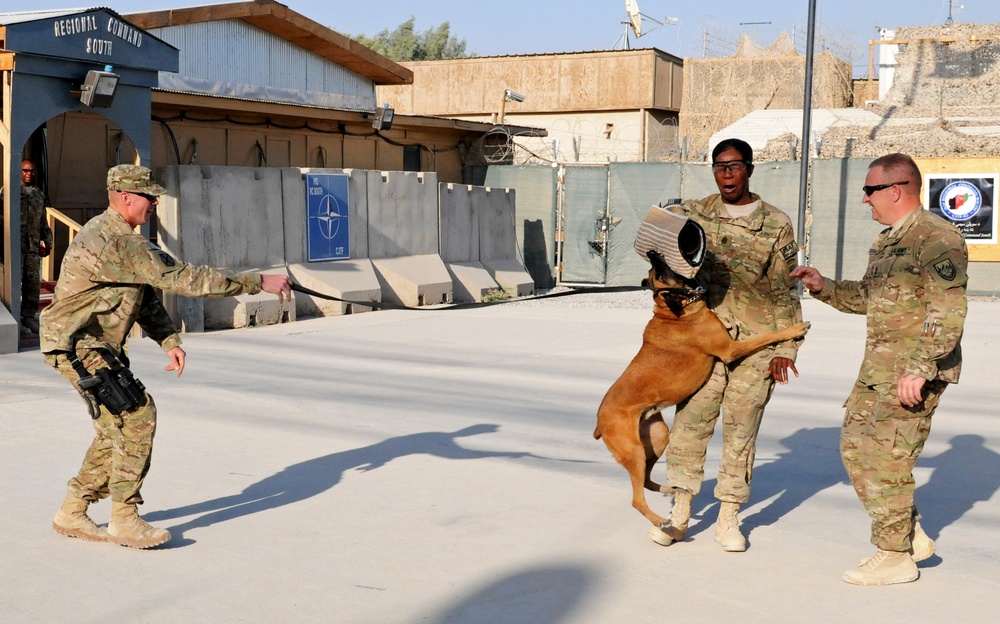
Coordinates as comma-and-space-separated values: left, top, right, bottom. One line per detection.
355, 17, 472, 61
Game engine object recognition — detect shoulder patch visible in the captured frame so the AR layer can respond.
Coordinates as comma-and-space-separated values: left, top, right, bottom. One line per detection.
147, 242, 176, 267
933, 258, 957, 281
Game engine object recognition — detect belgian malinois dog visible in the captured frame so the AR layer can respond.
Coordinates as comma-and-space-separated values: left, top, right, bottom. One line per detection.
594, 250, 809, 529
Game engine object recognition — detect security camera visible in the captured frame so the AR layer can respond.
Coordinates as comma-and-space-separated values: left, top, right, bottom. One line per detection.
504, 89, 526, 103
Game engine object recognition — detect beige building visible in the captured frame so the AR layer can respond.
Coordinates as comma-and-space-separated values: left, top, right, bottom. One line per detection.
378, 48, 684, 164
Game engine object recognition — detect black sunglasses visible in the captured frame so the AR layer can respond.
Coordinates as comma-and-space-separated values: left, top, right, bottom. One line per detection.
125, 191, 159, 202
862, 181, 908, 196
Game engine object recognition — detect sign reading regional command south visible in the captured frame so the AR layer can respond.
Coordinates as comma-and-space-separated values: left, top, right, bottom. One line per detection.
306, 174, 350, 261
926, 174, 997, 245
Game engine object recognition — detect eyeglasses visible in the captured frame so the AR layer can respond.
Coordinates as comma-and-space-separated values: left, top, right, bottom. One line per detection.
21, 169, 35, 173
711, 160, 750, 174
125, 191, 159, 202
862, 181, 908, 196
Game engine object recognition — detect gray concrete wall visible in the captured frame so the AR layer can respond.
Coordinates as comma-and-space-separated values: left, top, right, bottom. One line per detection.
367, 171, 438, 259
483, 166, 558, 289
439, 183, 480, 264
160, 166, 287, 267
153, 165, 530, 325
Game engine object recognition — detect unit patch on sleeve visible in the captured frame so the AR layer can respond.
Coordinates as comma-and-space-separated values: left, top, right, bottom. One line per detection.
779, 241, 798, 269
933, 258, 957, 281
147, 242, 176, 267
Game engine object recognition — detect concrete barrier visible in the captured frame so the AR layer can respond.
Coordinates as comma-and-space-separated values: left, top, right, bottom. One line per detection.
157, 166, 292, 331
0, 302, 16, 354
439, 182, 499, 302
284, 168, 381, 315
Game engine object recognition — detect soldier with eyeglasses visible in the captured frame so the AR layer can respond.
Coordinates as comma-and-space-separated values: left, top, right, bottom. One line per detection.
792, 153, 968, 586
648, 138, 803, 553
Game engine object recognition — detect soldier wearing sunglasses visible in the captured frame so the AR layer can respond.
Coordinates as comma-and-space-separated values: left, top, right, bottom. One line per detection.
40, 164, 292, 550
792, 153, 968, 586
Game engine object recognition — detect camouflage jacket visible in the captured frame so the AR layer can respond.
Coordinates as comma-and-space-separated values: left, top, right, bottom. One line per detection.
40, 208, 262, 355
0, 185, 53, 252
813, 207, 967, 384
672, 193, 802, 360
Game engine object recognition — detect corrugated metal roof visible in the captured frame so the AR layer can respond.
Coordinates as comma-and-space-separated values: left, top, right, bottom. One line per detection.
0, 8, 103, 25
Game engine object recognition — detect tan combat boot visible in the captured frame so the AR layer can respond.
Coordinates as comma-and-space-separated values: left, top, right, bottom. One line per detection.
108, 502, 171, 549
843, 549, 918, 586
648, 489, 692, 546
52, 493, 108, 542
910, 522, 935, 562
715, 501, 746, 552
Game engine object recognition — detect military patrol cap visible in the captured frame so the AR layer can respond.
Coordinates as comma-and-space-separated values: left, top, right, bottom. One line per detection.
107, 165, 167, 196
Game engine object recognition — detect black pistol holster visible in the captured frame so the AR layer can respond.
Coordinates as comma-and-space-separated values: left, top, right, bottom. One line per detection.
68, 350, 148, 418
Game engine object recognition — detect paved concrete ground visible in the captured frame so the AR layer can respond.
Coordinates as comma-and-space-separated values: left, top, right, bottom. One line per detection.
1, 295, 997, 623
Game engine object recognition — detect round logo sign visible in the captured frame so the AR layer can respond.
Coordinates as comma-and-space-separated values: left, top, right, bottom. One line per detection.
939, 181, 982, 221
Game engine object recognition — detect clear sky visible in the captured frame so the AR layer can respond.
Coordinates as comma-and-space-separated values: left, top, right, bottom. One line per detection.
3, 1, 998, 77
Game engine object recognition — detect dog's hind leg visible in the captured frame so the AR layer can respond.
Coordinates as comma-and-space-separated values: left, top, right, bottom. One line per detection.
598, 408, 670, 527
640, 411, 670, 494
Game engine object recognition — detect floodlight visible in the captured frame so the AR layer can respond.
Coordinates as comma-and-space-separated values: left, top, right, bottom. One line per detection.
372, 106, 394, 131
80, 70, 119, 108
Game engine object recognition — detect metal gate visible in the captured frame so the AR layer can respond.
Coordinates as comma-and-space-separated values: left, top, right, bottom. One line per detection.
558, 162, 683, 287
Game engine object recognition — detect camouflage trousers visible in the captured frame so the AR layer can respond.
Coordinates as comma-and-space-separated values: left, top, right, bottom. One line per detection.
45, 350, 157, 505
20, 250, 41, 324
841, 380, 946, 552
665, 347, 776, 502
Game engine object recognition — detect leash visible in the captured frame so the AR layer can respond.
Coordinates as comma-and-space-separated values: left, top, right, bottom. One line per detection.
290, 282, 646, 311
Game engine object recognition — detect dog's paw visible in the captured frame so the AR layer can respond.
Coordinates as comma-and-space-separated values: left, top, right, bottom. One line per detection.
793, 321, 811, 336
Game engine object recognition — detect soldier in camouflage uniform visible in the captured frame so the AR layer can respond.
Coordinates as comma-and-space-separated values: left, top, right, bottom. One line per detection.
0, 160, 53, 334
41, 164, 292, 550
649, 138, 803, 552
792, 153, 967, 586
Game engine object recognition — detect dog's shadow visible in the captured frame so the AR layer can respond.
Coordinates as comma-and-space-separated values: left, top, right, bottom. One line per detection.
145, 423, 532, 546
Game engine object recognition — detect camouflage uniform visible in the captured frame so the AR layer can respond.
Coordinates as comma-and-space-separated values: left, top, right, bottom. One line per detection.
812, 207, 967, 552
666, 194, 802, 502
40, 165, 264, 505
0, 184, 52, 326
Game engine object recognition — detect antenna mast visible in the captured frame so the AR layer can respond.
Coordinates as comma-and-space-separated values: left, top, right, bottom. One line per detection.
613, 0, 678, 50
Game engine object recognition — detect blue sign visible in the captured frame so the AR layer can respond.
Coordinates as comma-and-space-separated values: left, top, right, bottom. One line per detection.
306, 174, 350, 261
2, 9, 179, 72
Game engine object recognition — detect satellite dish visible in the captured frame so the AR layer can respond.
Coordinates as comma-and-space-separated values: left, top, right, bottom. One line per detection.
626, 0, 642, 38
614, 0, 678, 50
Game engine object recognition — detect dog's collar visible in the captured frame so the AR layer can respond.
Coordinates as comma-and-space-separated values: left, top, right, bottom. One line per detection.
653, 284, 705, 309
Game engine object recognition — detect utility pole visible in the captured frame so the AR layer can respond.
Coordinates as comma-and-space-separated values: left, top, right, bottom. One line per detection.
797, 0, 817, 272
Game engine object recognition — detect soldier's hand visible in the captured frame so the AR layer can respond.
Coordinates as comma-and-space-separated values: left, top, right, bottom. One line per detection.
768, 357, 799, 385
165, 346, 186, 377
261, 274, 292, 303
790, 266, 824, 292
39, 242, 51, 257
897, 373, 927, 407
